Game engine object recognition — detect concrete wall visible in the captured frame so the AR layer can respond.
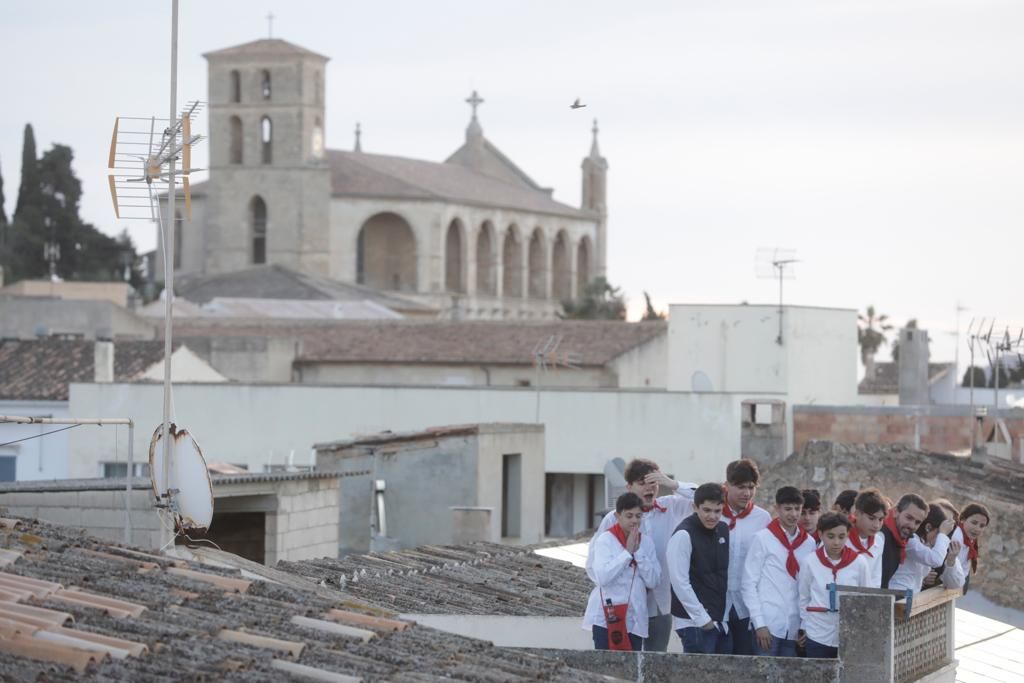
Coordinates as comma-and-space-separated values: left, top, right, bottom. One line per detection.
0, 400, 71, 481
608, 329, 667, 389
69, 382, 767, 484
476, 425, 545, 543
0, 297, 155, 340
0, 281, 131, 307
295, 362, 612, 388
180, 335, 297, 383
794, 404, 1024, 460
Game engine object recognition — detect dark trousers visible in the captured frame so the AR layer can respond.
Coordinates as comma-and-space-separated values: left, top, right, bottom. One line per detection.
805, 637, 838, 659
677, 626, 731, 654
643, 613, 672, 652
727, 607, 753, 655
753, 633, 797, 657
592, 625, 642, 652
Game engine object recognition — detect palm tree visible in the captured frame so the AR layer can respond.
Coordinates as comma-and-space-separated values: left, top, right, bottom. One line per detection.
858, 305, 892, 372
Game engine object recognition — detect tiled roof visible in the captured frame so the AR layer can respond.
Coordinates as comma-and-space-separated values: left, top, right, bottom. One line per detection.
174, 265, 432, 312
0, 517, 606, 681
202, 38, 328, 61
327, 150, 593, 219
294, 319, 666, 367
0, 340, 173, 401
858, 361, 954, 395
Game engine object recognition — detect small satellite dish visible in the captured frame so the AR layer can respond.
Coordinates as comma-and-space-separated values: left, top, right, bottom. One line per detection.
691, 371, 714, 392
149, 423, 214, 533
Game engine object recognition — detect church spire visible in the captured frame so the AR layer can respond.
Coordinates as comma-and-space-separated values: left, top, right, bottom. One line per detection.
589, 119, 601, 158
354, 122, 362, 152
464, 90, 484, 144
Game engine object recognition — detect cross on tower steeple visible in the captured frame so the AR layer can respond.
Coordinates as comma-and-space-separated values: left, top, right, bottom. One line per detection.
266, 12, 274, 39
465, 90, 484, 120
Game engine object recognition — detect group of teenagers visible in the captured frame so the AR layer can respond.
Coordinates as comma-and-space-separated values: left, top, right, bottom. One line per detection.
582, 458, 992, 657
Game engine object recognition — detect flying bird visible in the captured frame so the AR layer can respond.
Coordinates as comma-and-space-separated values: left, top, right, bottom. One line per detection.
570, 98, 587, 109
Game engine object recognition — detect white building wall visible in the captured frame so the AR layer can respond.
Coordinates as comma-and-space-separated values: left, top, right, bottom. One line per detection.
68, 383, 775, 485
609, 330, 668, 389
0, 400, 72, 481
295, 362, 611, 388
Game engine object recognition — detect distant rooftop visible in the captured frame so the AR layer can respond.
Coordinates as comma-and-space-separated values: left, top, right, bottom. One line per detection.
859, 361, 954, 395
314, 423, 543, 452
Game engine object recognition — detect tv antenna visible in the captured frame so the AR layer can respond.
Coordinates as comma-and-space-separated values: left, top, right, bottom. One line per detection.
531, 334, 581, 422
756, 248, 799, 345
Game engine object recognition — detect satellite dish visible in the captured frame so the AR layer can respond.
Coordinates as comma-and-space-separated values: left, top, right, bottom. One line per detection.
149, 423, 214, 533
603, 457, 627, 511
691, 371, 714, 392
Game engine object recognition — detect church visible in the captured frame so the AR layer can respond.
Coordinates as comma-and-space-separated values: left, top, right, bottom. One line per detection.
161, 37, 609, 320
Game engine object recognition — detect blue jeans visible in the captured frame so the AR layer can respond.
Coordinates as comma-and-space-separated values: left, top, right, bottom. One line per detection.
677, 626, 731, 654
753, 631, 797, 657
644, 614, 672, 652
592, 625, 642, 652
727, 608, 753, 655
805, 637, 838, 659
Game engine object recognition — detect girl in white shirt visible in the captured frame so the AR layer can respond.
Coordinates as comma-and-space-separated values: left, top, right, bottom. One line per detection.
889, 503, 962, 595
949, 503, 991, 593
799, 512, 870, 658
582, 492, 661, 651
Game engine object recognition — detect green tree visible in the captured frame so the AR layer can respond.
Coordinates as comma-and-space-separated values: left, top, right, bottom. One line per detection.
890, 318, 919, 362
559, 276, 626, 320
0, 157, 8, 229
989, 363, 1010, 389
642, 291, 666, 321
858, 305, 892, 367
14, 124, 42, 222
961, 366, 986, 388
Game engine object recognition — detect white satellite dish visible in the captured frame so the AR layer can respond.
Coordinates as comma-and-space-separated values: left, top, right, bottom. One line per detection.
149, 423, 214, 533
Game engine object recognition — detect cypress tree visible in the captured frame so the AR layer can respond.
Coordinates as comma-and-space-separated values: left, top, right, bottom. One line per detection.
0, 157, 7, 227
14, 123, 42, 221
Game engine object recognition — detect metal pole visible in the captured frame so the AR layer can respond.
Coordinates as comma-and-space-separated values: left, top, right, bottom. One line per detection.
778, 266, 784, 345
161, 0, 179, 502
126, 420, 134, 545
968, 342, 975, 451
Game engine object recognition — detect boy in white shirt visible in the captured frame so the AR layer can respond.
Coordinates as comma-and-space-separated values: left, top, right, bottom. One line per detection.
586, 459, 697, 651
582, 492, 661, 651
798, 512, 870, 658
721, 458, 772, 654
741, 486, 817, 657
846, 488, 887, 588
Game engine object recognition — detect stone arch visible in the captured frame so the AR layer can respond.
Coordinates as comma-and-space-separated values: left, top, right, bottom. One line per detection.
250, 196, 267, 265
445, 218, 466, 293
528, 227, 548, 299
230, 70, 241, 103
229, 116, 243, 164
260, 116, 273, 164
356, 212, 417, 291
502, 225, 523, 298
476, 221, 497, 296
261, 69, 272, 100
576, 235, 593, 294
552, 230, 571, 301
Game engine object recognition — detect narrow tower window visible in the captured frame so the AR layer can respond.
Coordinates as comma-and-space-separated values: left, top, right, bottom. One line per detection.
230, 70, 241, 103
229, 116, 243, 164
261, 117, 273, 164
251, 196, 267, 264
261, 69, 271, 100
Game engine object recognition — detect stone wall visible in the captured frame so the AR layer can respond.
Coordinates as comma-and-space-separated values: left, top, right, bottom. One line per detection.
794, 405, 1024, 462
758, 440, 1024, 610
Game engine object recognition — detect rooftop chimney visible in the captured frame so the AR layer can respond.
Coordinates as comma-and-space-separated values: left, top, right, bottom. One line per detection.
94, 340, 114, 383
898, 328, 930, 405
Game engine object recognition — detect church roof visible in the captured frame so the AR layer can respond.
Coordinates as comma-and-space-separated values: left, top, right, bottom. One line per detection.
203, 38, 328, 61
174, 264, 433, 312
445, 136, 548, 192
327, 150, 593, 220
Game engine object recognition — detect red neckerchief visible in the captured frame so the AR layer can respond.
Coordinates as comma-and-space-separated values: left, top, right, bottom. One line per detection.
722, 495, 754, 530
812, 530, 821, 544
816, 546, 859, 581
849, 531, 875, 558
645, 501, 667, 513
958, 524, 979, 570
883, 510, 907, 564
608, 523, 639, 566
767, 518, 809, 579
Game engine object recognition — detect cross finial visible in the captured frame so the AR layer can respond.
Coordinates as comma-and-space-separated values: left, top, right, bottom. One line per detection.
266, 12, 274, 39
465, 90, 484, 120
354, 122, 362, 152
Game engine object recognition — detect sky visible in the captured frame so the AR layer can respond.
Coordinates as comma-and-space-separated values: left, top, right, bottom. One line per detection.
1, 0, 1022, 368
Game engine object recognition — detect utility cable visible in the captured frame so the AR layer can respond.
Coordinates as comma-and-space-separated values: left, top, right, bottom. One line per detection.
0, 424, 80, 448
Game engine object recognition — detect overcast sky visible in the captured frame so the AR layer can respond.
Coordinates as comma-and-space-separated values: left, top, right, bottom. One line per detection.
2, 0, 1022, 366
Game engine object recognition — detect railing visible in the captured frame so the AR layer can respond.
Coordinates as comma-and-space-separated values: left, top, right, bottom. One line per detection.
894, 587, 959, 683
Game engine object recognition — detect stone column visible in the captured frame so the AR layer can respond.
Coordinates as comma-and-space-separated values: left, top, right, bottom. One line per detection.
839, 593, 894, 682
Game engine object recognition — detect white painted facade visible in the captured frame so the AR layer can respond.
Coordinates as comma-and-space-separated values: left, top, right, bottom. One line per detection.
137, 346, 229, 383
0, 400, 72, 481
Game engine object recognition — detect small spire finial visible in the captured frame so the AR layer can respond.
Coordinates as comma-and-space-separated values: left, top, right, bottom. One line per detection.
266, 12, 274, 39
465, 90, 484, 120
354, 122, 362, 152
590, 119, 601, 157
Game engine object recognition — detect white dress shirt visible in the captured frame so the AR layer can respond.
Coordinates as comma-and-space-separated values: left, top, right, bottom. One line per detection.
741, 525, 816, 640
581, 528, 661, 638
726, 505, 772, 620
798, 551, 870, 647
946, 527, 971, 589
889, 533, 957, 595
667, 526, 732, 632
587, 481, 697, 616
845, 531, 885, 588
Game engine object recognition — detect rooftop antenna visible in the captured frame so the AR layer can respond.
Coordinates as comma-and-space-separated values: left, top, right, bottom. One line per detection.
108, 0, 208, 537
531, 334, 581, 423
756, 248, 799, 345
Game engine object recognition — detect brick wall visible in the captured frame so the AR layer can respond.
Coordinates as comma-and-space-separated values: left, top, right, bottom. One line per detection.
794, 406, 1024, 462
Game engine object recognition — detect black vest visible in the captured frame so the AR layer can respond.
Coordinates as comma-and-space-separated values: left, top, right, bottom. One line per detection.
880, 525, 902, 589
670, 514, 729, 622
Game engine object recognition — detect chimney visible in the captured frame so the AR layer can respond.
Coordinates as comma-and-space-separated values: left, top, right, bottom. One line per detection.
94, 339, 114, 383
898, 328, 930, 405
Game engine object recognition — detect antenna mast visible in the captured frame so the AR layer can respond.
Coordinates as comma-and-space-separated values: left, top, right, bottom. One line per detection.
756, 248, 798, 345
